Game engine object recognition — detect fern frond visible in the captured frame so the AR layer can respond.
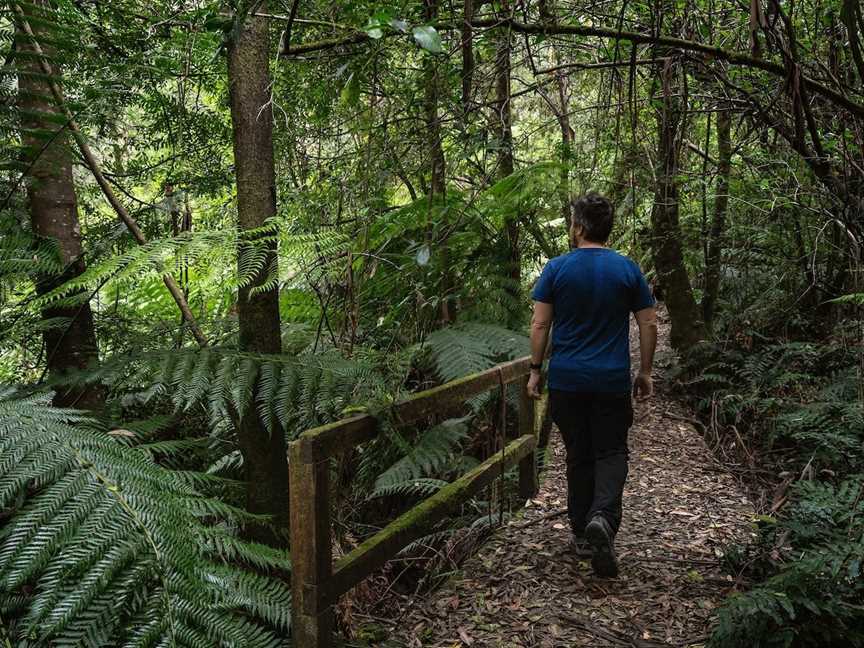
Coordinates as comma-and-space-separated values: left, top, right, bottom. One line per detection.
422, 322, 528, 384
0, 390, 291, 646
367, 478, 447, 500
374, 417, 470, 490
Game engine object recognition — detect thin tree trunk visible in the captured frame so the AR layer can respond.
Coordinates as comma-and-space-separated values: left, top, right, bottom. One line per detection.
461, 0, 474, 117
702, 108, 731, 330
651, 59, 706, 350
493, 2, 520, 324
554, 67, 574, 230
226, 4, 289, 545
541, 0, 574, 230
15, 0, 103, 409
423, 0, 451, 323
533, 0, 571, 248
424, 0, 445, 199
494, 11, 515, 179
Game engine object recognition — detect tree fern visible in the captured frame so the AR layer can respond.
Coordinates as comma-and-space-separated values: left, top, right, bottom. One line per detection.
57, 346, 384, 441
0, 231, 62, 279
367, 478, 448, 500
374, 416, 470, 490
0, 388, 291, 647
30, 223, 348, 309
422, 322, 528, 384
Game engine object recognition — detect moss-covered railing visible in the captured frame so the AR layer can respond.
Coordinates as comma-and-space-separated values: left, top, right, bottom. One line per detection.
288, 356, 544, 647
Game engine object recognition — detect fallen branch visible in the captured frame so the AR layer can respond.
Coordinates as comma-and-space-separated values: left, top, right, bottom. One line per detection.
516, 507, 568, 529
631, 555, 719, 566
662, 412, 707, 432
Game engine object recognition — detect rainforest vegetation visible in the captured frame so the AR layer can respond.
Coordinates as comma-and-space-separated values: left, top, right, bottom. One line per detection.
0, 0, 862, 645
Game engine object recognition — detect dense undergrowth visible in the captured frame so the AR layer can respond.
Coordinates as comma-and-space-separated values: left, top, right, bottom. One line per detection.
677, 318, 864, 647
0, 321, 529, 645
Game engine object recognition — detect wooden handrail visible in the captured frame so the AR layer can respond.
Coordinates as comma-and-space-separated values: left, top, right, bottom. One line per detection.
294, 356, 531, 463
289, 357, 543, 648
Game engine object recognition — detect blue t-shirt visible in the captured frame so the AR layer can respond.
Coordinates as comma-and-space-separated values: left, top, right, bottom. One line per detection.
531, 248, 654, 393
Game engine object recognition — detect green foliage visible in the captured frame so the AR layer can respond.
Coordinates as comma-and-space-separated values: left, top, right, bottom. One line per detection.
479, 162, 564, 225
374, 416, 470, 490
422, 322, 529, 384
0, 389, 291, 647
5, 0, 864, 642
31, 224, 348, 309
0, 231, 62, 280
710, 479, 864, 648
412, 26, 443, 54
64, 346, 384, 441
682, 340, 863, 471
367, 477, 448, 500
681, 340, 864, 647
773, 400, 864, 470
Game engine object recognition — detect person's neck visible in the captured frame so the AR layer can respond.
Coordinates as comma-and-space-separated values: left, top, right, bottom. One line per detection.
576, 240, 605, 249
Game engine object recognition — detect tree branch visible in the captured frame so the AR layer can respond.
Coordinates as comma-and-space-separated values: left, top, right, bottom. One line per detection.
280, 17, 864, 117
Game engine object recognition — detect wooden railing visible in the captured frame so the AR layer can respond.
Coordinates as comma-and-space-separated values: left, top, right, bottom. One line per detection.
288, 356, 543, 647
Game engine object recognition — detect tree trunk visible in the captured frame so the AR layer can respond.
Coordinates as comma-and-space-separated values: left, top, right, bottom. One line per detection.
423, 0, 452, 323
650, 59, 706, 350
226, 4, 289, 545
16, 0, 103, 409
702, 108, 732, 330
494, 13, 515, 179
534, 0, 572, 245
461, 0, 474, 117
424, 0, 446, 199
493, 2, 520, 325
542, 0, 574, 230
554, 68, 574, 230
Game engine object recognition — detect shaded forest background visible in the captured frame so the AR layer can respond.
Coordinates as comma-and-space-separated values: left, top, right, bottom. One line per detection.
0, 0, 862, 646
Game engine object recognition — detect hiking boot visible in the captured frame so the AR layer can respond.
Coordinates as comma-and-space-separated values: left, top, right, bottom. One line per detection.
585, 515, 619, 578
569, 533, 592, 559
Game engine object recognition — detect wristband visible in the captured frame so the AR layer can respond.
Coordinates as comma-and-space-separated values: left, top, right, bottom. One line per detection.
529, 362, 543, 371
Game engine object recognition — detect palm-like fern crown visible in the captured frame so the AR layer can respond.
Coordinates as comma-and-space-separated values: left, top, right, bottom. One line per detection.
0, 389, 292, 647
61, 346, 387, 440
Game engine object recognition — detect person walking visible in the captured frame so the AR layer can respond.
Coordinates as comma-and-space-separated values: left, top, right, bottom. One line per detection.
526, 192, 658, 578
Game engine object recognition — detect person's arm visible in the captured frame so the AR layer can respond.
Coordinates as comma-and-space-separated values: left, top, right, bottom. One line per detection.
526, 301, 553, 399
633, 306, 658, 400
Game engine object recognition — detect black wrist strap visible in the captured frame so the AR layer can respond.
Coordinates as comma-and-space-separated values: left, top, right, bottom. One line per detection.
529, 362, 543, 371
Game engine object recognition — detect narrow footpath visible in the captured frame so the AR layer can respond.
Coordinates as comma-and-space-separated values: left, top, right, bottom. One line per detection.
382, 311, 755, 648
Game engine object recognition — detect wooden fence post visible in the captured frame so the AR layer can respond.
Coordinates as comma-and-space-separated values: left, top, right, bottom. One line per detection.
517, 376, 538, 500
289, 439, 333, 648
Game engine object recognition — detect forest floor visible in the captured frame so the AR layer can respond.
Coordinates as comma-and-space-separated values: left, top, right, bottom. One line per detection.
374, 311, 756, 648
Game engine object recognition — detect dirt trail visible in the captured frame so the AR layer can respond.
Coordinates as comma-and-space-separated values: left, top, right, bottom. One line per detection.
382, 312, 755, 648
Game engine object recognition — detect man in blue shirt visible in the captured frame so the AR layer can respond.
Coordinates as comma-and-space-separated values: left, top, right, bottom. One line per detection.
527, 192, 658, 578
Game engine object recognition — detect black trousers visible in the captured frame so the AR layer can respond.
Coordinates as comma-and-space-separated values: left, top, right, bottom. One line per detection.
549, 389, 633, 535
